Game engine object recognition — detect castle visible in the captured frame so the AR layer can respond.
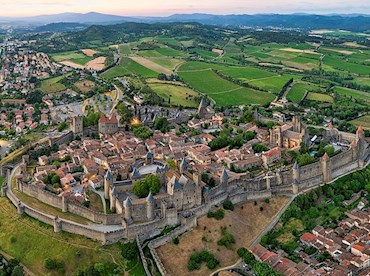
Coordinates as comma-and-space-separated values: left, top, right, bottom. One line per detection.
98, 114, 118, 135
270, 116, 310, 149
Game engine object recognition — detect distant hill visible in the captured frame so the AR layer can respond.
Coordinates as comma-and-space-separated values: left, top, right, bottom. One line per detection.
34, 22, 88, 32
3, 12, 370, 32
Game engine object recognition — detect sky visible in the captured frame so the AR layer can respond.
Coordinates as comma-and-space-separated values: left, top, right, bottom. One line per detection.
1, 0, 370, 17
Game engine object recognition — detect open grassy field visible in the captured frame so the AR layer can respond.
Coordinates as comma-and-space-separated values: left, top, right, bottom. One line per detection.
354, 77, 370, 87
178, 61, 229, 72
0, 197, 126, 276
351, 115, 370, 130
333, 86, 370, 102
40, 74, 70, 94
149, 83, 199, 108
156, 196, 290, 276
306, 92, 334, 103
130, 56, 172, 75
101, 57, 158, 79
209, 87, 275, 106
287, 82, 322, 103
191, 48, 220, 59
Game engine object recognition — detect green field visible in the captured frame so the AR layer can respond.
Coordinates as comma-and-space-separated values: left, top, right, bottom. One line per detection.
354, 77, 370, 87
219, 66, 276, 81
150, 84, 199, 107
120, 44, 132, 55
306, 92, 334, 103
51, 51, 93, 66
101, 57, 157, 79
40, 74, 69, 94
191, 48, 219, 59
333, 86, 370, 101
248, 74, 299, 94
178, 61, 228, 72
0, 197, 146, 275
156, 47, 187, 57
323, 55, 370, 75
351, 115, 370, 130
287, 82, 322, 103
178, 69, 274, 105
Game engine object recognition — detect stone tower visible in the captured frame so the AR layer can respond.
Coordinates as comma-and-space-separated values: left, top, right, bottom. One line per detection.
220, 168, 229, 191
145, 152, 154, 165
124, 197, 133, 223
292, 161, 300, 184
146, 192, 155, 221
270, 126, 282, 147
198, 97, 207, 118
292, 116, 302, 133
110, 187, 117, 213
104, 170, 113, 200
71, 115, 83, 137
321, 153, 332, 183
179, 158, 187, 174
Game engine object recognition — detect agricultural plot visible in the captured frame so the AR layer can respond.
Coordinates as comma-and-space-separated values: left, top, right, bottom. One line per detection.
219, 66, 276, 81
351, 115, 370, 130
287, 82, 322, 103
332, 86, 370, 102
178, 62, 229, 72
322, 55, 370, 76
247, 74, 300, 94
40, 74, 69, 94
51, 51, 93, 66
101, 57, 157, 79
178, 69, 274, 105
156, 47, 187, 57
150, 84, 199, 108
119, 44, 132, 55
354, 77, 370, 87
130, 56, 173, 75
306, 92, 334, 103
75, 80, 96, 93
191, 48, 220, 59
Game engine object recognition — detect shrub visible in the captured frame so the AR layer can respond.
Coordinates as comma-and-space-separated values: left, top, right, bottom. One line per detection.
223, 199, 234, 211
10, 236, 16, 243
172, 237, 180, 245
44, 258, 64, 270
121, 241, 138, 261
264, 198, 270, 204
188, 250, 219, 271
260, 206, 264, 212
207, 209, 225, 220
217, 227, 235, 249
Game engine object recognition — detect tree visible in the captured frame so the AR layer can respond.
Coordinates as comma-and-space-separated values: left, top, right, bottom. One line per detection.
57, 122, 67, 132
132, 174, 161, 198
298, 153, 315, 166
51, 174, 60, 185
154, 117, 170, 133
132, 125, 153, 139
116, 102, 133, 124
121, 241, 138, 260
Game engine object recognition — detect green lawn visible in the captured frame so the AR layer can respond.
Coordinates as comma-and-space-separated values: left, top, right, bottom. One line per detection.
333, 86, 370, 102
150, 84, 199, 108
306, 92, 334, 103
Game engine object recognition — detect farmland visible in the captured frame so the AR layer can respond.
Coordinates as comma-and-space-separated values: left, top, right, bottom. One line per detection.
101, 57, 157, 79
306, 92, 334, 103
51, 51, 93, 66
149, 83, 199, 108
332, 86, 370, 102
287, 82, 323, 103
40, 74, 70, 94
351, 115, 370, 130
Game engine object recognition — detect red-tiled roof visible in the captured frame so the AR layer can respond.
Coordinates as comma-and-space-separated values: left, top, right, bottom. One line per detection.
99, 114, 118, 124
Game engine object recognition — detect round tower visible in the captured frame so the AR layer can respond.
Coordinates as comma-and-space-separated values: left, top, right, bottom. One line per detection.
124, 197, 132, 221
104, 170, 113, 200
110, 187, 117, 213
146, 192, 155, 221
292, 161, 300, 183
321, 153, 332, 183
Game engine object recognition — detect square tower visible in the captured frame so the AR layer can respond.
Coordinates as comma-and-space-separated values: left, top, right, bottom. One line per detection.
71, 115, 83, 136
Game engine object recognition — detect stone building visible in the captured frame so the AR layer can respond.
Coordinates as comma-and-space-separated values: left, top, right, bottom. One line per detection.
71, 115, 83, 137
269, 116, 309, 149
98, 114, 118, 135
